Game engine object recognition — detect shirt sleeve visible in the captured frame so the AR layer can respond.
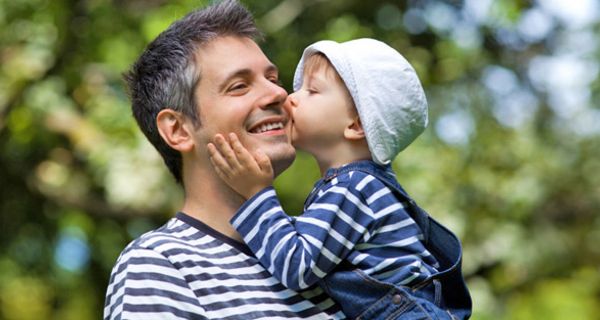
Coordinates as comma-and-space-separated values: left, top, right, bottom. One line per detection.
104, 244, 207, 320
230, 177, 377, 291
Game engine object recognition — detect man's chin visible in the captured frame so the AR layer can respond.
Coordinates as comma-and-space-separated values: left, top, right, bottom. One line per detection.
268, 146, 296, 177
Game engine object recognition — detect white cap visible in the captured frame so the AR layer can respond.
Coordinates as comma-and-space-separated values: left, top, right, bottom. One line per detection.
293, 38, 428, 165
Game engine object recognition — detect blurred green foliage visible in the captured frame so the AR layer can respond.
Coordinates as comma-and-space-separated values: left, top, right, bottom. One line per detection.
1, 0, 599, 319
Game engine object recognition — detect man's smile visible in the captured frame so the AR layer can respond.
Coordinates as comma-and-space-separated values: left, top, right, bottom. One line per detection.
247, 116, 288, 135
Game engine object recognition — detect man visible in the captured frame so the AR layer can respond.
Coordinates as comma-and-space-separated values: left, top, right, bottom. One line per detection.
103, 0, 344, 319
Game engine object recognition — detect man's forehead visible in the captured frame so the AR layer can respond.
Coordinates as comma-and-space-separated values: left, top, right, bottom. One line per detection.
195, 36, 275, 75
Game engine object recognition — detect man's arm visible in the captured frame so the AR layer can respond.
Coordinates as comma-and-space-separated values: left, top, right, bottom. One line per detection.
104, 245, 206, 320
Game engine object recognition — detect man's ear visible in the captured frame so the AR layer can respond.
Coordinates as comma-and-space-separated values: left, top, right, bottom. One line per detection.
344, 116, 366, 140
156, 109, 194, 152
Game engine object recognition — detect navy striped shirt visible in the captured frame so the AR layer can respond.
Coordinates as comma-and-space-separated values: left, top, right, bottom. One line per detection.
104, 212, 345, 319
231, 168, 440, 291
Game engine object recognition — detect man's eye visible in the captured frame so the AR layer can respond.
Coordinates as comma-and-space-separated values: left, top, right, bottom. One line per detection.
269, 78, 284, 87
229, 83, 247, 91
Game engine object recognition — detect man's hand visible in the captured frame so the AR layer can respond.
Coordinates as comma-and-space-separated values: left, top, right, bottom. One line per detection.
207, 133, 274, 199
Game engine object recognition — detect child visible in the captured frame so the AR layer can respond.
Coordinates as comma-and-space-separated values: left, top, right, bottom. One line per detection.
207, 39, 472, 319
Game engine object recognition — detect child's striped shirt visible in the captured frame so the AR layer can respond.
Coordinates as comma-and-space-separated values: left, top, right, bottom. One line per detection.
231, 169, 440, 291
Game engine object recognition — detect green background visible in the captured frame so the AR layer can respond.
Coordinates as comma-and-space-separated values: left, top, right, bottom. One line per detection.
1, 0, 599, 319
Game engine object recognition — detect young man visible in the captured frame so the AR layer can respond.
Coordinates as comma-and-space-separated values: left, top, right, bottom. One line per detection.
104, 1, 344, 319
208, 39, 472, 319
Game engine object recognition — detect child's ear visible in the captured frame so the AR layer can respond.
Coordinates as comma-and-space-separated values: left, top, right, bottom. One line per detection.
156, 109, 195, 152
344, 116, 366, 141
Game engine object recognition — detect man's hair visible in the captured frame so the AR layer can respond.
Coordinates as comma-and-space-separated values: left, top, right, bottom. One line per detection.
124, 0, 262, 183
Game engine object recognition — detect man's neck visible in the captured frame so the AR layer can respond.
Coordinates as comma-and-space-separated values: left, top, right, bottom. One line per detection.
181, 167, 245, 243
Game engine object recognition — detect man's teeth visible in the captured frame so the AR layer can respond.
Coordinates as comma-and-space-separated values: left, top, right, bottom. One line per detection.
253, 122, 284, 133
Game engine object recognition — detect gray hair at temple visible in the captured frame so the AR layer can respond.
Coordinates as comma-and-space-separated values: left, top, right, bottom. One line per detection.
124, 0, 262, 183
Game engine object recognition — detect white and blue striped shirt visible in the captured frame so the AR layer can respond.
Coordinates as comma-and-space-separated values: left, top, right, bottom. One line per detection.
104, 212, 345, 319
231, 169, 440, 291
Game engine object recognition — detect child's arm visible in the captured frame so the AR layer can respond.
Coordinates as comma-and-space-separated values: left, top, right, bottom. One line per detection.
208, 135, 407, 292
230, 176, 379, 291
207, 133, 274, 199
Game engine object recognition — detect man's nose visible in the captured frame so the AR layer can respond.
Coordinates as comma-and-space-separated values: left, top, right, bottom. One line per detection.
258, 79, 288, 110
282, 95, 294, 116
288, 92, 298, 108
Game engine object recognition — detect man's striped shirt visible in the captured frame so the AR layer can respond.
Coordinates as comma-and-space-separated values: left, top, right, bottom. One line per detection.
104, 212, 345, 320
231, 168, 440, 291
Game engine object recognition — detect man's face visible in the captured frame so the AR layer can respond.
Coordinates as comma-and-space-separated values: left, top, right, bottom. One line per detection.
194, 36, 295, 176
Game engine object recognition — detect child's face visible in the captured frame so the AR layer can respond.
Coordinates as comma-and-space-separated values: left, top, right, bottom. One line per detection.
288, 60, 356, 155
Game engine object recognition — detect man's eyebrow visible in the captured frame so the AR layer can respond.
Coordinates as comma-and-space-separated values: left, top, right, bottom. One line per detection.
265, 64, 279, 75
218, 64, 279, 91
219, 69, 252, 91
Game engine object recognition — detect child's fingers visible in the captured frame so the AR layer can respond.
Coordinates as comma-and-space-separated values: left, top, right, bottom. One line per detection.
209, 155, 228, 180
254, 149, 274, 176
214, 134, 241, 169
207, 142, 232, 177
229, 133, 258, 169
207, 142, 221, 163
229, 133, 247, 157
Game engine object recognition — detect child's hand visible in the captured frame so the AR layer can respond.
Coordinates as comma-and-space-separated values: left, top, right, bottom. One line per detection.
207, 133, 274, 199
